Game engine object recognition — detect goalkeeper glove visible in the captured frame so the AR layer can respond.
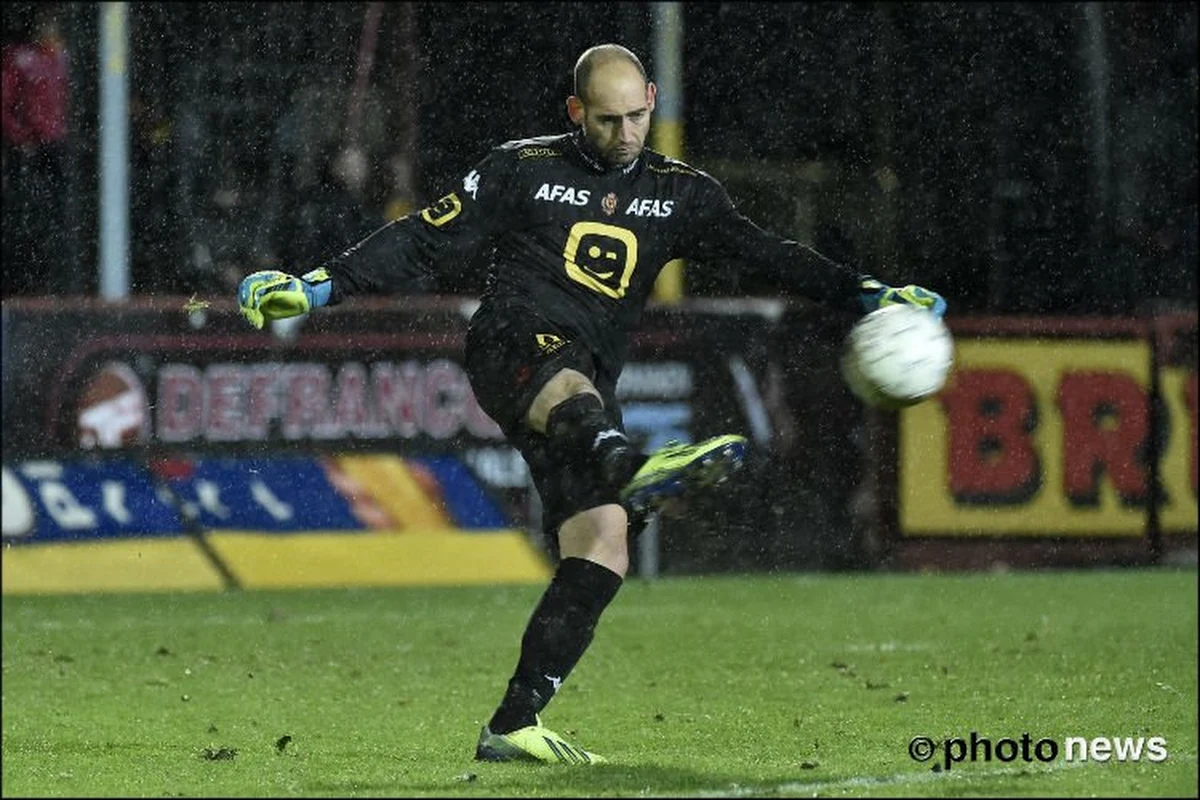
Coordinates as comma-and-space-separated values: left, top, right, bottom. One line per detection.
859, 278, 947, 318
237, 268, 332, 330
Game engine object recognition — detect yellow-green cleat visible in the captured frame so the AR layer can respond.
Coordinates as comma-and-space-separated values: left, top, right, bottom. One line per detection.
620, 434, 748, 513
474, 716, 607, 764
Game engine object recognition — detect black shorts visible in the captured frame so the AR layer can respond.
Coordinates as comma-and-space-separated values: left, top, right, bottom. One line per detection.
464, 301, 627, 537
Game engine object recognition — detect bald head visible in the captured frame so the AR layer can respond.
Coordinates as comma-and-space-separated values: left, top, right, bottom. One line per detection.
567, 44, 656, 168
574, 44, 647, 103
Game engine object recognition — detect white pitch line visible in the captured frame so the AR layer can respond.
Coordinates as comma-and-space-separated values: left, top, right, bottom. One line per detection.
714, 759, 1085, 797
652, 752, 1197, 799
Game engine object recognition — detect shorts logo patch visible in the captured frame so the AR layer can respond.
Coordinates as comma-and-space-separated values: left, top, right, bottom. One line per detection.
536, 333, 566, 354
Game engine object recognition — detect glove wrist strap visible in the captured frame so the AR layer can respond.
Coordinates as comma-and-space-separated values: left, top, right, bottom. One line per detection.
858, 277, 888, 312
301, 269, 333, 309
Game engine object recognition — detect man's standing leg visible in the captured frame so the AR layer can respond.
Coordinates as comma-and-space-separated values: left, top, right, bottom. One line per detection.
475, 369, 632, 764
483, 505, 627, 735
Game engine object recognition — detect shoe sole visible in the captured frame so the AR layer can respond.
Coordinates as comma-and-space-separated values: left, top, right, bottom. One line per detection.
475, 739, 603, 764
622, 439, 746, 514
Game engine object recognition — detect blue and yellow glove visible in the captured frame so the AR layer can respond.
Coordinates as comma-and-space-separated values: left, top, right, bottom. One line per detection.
237, 268, 332, 330
859, 278, 947, 318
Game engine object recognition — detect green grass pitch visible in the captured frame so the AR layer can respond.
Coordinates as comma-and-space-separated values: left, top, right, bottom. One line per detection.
3, 567, 1196, 797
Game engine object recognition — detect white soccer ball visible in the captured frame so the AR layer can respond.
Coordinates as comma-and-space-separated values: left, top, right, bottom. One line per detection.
841, 304, 954, 409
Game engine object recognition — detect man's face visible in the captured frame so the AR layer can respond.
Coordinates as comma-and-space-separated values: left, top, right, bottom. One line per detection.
573, 63, 656, 168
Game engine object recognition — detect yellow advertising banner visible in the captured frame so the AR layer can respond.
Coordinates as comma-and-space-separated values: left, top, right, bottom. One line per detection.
900, 340, 1197, 537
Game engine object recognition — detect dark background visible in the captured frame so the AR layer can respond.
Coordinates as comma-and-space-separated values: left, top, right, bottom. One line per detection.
3, 1, 1196, 314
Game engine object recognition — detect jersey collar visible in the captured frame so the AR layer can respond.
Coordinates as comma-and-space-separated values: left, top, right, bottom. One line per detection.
569, 129, 642, 176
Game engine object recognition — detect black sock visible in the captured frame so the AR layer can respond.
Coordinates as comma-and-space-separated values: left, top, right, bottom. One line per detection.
545, 394, 646, 490
487, 557, 623, 734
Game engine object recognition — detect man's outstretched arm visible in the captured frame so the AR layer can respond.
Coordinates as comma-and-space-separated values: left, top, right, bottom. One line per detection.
237, 152, 512, 329
682, 176, 946, 318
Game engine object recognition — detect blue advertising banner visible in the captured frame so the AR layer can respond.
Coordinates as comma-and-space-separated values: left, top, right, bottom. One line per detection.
2, 460, 185, 542
408, 455, 509, 530
151, 456, 367, 532
2, 452, 523, 545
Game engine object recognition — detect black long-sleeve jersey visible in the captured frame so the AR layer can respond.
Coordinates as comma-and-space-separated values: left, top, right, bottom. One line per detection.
324, 129, 866, 379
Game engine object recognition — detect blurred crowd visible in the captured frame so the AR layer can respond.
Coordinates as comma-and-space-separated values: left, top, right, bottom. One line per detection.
3, 2, 417, 300
2, 2, 1195, 314
2, 5, 69, 295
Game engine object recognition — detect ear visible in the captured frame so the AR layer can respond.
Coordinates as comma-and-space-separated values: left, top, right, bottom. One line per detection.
566, 95, 585, 126
646, 81, 657, 112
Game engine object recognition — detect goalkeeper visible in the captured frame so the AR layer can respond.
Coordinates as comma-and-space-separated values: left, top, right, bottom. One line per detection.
238, 43, 945, 765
